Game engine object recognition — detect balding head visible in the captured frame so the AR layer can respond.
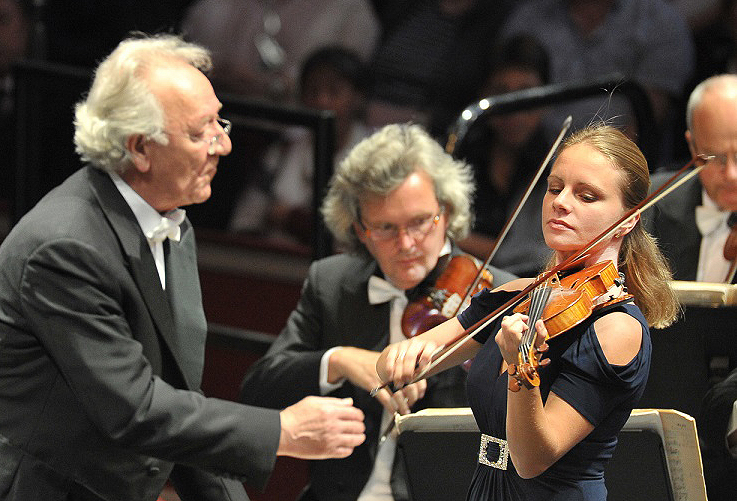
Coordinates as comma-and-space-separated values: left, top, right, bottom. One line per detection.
685, 74, 737, 211
686, 74, 737, 131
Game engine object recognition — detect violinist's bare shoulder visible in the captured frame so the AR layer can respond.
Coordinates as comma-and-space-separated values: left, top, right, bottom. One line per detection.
492, 277, 536, 293
593, 312, 643, 366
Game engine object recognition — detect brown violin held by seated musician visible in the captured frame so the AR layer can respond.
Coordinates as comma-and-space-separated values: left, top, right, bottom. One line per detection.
401, 252, 494, 338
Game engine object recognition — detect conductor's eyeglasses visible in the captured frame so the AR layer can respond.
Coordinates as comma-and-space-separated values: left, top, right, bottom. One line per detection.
165, 117, 231, 155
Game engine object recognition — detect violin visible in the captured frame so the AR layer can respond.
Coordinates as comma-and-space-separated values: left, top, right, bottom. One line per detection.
507, 260, 632, 391
401, 253, 494, 338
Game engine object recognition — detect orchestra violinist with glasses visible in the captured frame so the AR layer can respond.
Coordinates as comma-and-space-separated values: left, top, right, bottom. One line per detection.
238, 123, 516, 501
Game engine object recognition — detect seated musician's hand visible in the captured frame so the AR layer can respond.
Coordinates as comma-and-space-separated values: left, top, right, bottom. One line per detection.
377, 380, 427, 415
328, 347, 426, 414
328, 346, 382, 391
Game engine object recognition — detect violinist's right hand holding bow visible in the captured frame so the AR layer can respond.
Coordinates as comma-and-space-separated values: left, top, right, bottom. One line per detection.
376, 337, 442, 391
329, 346, 426, 415
376, 317, 481, 392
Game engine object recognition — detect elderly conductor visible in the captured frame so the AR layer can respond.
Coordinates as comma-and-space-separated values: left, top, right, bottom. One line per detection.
0, 34, 364, 501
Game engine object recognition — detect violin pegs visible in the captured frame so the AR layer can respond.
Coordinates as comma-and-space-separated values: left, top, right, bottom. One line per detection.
535, 342, 549, 354
507, 363, 522, 392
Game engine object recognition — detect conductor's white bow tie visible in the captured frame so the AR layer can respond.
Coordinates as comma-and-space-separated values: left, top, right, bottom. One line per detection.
695, 204, 731, 237
146, 209, 186, 244
368, 275, 405, 305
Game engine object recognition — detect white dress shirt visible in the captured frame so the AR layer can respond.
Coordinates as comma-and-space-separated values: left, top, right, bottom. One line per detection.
109, 172, 184, 289
319, 240, 452, 501
696, 191, 732, 283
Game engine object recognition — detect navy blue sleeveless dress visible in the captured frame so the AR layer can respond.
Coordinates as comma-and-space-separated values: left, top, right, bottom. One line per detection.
457, 289, 651, 501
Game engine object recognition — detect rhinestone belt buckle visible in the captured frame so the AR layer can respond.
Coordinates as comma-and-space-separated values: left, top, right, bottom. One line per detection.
478, 433, 509, 470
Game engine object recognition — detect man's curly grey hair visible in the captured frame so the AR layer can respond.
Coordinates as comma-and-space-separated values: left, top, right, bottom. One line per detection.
73, 33, 212, 174
321, 123, 475, 252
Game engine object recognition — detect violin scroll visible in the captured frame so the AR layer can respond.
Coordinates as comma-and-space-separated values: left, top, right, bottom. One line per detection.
507, 338, 550, 392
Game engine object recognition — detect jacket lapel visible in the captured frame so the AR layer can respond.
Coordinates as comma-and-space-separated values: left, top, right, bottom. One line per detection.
164, 222, 207, 388
87, 167, 195, 388
343, 258, 392, 352
666, 176, 703, 281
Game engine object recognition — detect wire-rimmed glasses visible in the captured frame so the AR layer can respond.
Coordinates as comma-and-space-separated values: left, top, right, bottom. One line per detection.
697, 152, 735, 169
358, 207, 444, 243
165, 117, 232, 155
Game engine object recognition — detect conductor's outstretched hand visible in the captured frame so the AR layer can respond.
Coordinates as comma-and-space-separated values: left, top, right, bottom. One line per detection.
278, 396, 365, 459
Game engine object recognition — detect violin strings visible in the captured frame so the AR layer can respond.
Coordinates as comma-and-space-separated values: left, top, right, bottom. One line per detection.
521, 285, 551, 360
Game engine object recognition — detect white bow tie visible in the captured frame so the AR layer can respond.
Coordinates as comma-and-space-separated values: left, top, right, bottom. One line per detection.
368, 275, 406, 305
695, 205, 731, 237
145, 209, 186, 244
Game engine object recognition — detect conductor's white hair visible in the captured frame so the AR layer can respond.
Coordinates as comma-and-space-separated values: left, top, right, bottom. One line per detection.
73, 33, 212, 173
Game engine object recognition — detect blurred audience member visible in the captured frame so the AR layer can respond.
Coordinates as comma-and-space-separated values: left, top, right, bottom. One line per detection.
669, 0, 721, 30
366, 0, 514, 137
456, 34, 553, 277
667, 0, 737, 160
691, 0, 737, 84
0, 0, 29, 86
229, 46, 371, 245
501, 0, 695, 162
182, 0, 379, 103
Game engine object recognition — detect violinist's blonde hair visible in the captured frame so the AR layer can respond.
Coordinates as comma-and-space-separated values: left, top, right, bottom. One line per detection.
561, 125, 679, 328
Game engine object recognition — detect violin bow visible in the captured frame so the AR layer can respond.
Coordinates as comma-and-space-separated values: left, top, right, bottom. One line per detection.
375, 119, 572, 443
459, 116, 572, 308
372, 117, 569, 402
373, 154, 711, 396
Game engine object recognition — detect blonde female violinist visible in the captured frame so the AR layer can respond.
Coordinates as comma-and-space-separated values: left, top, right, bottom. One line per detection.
376, 125, 679, 500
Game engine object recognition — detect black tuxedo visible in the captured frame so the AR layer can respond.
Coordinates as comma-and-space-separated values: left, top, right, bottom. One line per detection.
239, 250, 516, 501
0, 166, 281, 501
645, 170, 703, 281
